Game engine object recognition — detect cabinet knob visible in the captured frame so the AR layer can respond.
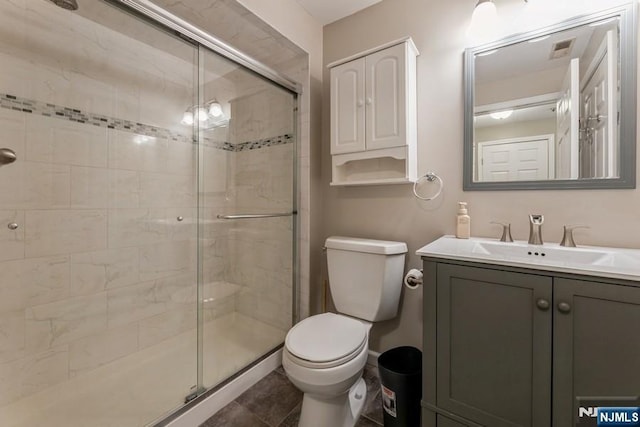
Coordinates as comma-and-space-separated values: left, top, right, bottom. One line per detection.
536, 298, 550, 311
357, 100, 364, 107
558, 302, 572, 314
366, 97, 372, 105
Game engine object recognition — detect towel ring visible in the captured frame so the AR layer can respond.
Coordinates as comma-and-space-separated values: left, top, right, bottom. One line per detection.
412, 172, 443, 201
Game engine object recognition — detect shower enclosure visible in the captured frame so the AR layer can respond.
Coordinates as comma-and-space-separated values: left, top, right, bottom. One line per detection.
0, 1, 297, 426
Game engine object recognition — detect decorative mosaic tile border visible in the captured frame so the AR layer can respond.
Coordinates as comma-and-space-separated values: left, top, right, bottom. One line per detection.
0, 93, 293, 152
235, 134, 294, 151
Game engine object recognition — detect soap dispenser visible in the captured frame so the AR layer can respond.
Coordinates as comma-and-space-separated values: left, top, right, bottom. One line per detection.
456, 202, 471, 239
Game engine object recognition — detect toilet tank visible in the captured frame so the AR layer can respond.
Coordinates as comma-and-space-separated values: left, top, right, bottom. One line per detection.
325, 236, 407, 322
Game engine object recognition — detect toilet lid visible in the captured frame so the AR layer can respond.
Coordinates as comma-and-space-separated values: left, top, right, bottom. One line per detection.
286, 313, 367, 363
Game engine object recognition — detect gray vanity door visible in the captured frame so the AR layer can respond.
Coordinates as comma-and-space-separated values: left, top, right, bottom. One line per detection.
436, 264, 552, 427
436, 415, 469, 427
553, 278, 640, 426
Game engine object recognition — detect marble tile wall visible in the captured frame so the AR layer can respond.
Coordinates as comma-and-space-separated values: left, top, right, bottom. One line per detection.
154, 0, 312, 321
0, 0, 199, 408
0, 108, 207, 407
0, 102, 297, 406
0, 0, 297, 409
226, 88, 295, 331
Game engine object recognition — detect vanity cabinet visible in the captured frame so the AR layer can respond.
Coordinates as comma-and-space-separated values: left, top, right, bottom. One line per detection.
328, 38, 418, 186
421, 259, 640, 427
552, 278, 640, 426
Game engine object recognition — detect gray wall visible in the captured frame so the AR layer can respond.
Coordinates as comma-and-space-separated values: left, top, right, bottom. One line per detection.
321, 0, 639, 352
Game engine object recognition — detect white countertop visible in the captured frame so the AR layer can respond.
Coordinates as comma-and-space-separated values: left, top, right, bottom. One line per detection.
417, 235, 640, 282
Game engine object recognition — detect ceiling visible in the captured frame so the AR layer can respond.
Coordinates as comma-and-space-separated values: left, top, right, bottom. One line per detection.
475, 103, 556, 129
295, 0, 383, 25
475, 19, 618, 85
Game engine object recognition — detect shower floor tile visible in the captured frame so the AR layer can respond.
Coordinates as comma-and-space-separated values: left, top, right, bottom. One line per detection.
202, 364, 383, 427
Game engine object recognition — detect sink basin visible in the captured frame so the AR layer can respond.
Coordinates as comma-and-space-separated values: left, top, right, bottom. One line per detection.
473, 241, 610, 265
416, 235, 640, 281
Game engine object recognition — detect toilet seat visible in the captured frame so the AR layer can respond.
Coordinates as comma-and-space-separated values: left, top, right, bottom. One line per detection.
285, 313, 368, 369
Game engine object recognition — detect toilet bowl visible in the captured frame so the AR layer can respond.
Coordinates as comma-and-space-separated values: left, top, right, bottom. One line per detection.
282, 236, 408, 427
282, 313, 371, 427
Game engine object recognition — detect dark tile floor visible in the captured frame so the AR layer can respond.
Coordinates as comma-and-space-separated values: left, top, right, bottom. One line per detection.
200, 365, 383, 427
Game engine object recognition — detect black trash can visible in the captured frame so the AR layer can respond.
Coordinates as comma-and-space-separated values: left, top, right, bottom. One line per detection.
377, 346, 422, 427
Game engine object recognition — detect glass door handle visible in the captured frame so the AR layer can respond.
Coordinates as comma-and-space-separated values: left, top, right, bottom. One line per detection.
216, 211, 296, 220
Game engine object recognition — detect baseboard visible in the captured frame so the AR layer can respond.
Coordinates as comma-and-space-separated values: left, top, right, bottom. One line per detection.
367, 350, 380, 367
164, 349, 282, 427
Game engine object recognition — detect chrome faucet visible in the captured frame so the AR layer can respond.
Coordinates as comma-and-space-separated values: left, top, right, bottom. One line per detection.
528, 214, 544, 245
490, 221, 514, 242
560, 225, 590, 247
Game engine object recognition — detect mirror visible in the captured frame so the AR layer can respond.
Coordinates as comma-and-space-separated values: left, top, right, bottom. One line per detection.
464, 4, 637, 190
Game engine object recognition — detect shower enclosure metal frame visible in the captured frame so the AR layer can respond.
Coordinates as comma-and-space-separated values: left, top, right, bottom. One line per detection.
113, 0, 302, 95
0, 1, 300, 425
107, 0, 301, 421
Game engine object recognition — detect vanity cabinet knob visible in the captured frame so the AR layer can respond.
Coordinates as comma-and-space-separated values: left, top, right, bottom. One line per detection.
536, 298, 550, 311
558, 302, 572, 314
357, 100, 364, 107
366, 97, 372, 105
7, 223, 18, 230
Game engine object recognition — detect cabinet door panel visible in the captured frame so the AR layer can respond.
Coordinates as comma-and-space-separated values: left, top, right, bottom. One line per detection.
437, 414, 470, 427
553, 279, 640, 426
436, 264, 552, 427
330, 58, 366, 154
366, 43, 406, 150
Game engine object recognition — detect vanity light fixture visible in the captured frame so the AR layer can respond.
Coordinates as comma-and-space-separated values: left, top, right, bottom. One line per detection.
469, 0, 530, 39
490, 110, 513, 120
180, 101, 228, 126
180, 106, 208, 124
468, 0, 498, 39
181, 109, 194, 125
196, 107, 208, 122
207, 101, 223, 118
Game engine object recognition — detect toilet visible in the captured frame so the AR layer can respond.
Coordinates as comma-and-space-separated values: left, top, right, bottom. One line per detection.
283, 236, 408, 427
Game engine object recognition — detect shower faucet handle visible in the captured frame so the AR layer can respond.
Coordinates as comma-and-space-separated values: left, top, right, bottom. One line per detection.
0, 148, 16, 166
490, 221, 513, 242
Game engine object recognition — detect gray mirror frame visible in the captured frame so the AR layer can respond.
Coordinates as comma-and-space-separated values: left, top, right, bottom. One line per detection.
463, 3, 637, 191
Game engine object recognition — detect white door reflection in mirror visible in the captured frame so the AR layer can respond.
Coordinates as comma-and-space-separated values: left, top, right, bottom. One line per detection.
580, 28, 618, 179
556, 57, 579, 179
478, 135, 553, 181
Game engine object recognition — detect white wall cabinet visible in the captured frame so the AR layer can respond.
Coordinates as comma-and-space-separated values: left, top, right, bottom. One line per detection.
329, 38, 418, 186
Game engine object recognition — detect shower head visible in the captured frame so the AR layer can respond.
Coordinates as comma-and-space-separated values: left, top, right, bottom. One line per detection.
48, 0, 78, 10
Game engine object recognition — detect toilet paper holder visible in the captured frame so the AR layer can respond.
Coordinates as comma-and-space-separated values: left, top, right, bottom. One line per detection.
404, 268, 423, 289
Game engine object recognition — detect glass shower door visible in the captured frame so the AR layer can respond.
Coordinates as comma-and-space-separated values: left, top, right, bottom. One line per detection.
198, 47, 297, 390
0, 1, 199, 425
0, 1, 298, 425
